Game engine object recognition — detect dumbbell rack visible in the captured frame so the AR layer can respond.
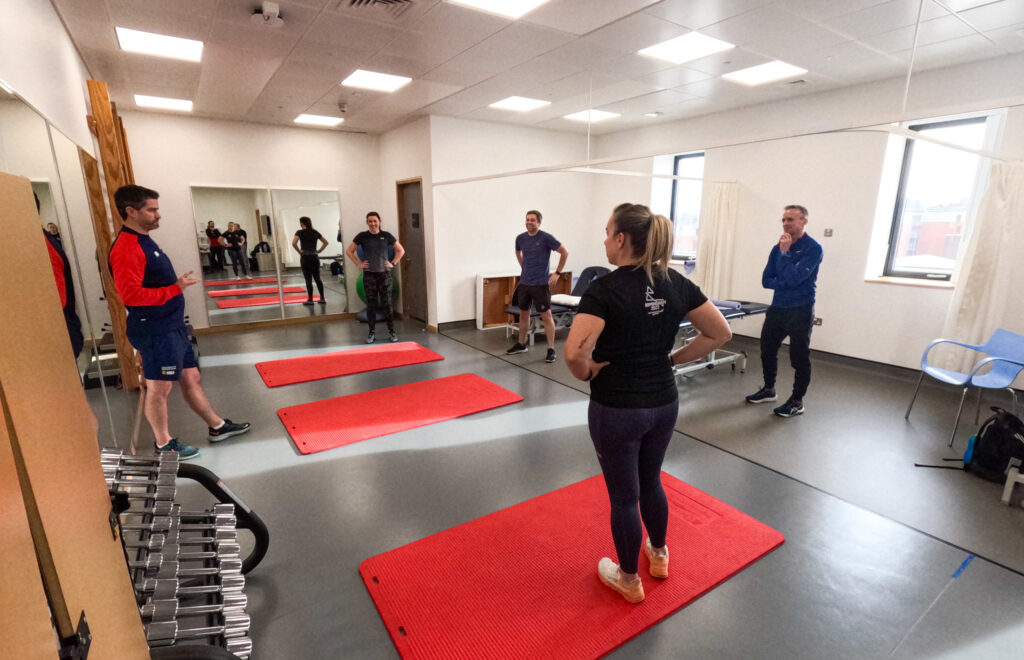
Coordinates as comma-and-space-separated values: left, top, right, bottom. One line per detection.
102, 449, 270, 659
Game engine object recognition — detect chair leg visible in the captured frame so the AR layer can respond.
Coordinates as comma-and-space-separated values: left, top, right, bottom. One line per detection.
949, 387, 969, 448
906, 372, 925, 419
1008, 387, 1019, 418
975, 387, 982, 424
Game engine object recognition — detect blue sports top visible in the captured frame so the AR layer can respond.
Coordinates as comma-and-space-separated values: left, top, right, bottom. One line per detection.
761, 234, 823, 308
109, 227, 185, 336
515, 230, 561, 286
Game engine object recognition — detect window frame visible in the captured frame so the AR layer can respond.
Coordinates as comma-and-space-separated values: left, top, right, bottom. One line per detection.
669, 151, 705, 260
883, 115, 989, 281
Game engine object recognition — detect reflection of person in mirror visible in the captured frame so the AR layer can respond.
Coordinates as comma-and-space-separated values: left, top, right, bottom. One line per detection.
292, 216, 328, 306
205, 221, 225, 272
37, 195, 82, 358
744, 204, 823, 418
347, 211, 404, 344
109, 185, 252, 460
221, 221, 252, 279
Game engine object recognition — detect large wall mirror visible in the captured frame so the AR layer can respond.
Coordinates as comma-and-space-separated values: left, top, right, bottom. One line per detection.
0, 90, 126, 446
190, 186, 347, 327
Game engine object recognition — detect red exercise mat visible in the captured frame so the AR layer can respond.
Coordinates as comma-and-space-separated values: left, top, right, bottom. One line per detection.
278, 373, 522, 454
208, 285, 305, 298
256, 342, 444, 387
360, 473, 784, 659
215, 294, 320, 309
203, 277, 278, 286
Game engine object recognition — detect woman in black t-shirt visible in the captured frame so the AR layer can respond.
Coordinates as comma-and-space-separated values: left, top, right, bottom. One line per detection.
292, 216, 328, 305
565, 203, 731, 603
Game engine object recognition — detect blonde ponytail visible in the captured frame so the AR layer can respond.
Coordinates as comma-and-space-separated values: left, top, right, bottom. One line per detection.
611, 204, 673, 283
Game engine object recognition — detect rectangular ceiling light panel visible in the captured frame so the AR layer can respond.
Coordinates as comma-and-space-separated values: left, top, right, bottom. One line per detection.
639, 32, 735, 65
722, 60, 807, 86
489, 96, 551, 111
446, 0, 551, 20
134, 95, 193, 112
563, 109, 619, 123
295, 114, 345, 127
116, 27, 203, 62
341, 69, 412, 92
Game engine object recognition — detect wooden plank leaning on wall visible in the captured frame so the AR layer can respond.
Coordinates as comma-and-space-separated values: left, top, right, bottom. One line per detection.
86, 79, 142, 391
0, 172, 150, 658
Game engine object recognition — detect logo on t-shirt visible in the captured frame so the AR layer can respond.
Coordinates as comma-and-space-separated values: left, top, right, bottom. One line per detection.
645, 286, 666, 316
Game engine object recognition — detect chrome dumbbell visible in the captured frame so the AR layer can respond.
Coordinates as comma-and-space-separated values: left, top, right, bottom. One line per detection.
129, 556, 244, 580
145, 612, 250, 645
225, 636, 252, 659
124, 533, 240, 555
120, 514, 237, 534
140, 592, 247, 622
135, 575, 245, 601
129, 502, 234, 519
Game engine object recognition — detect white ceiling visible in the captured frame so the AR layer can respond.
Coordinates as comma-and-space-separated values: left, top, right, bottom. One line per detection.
51, 0, 1024, 135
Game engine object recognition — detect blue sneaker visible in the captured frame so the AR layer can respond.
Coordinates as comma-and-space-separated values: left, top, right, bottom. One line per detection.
745, 386, 777, 404
208, 419, 251, 442
156, 438, 200, 460
773, 399, 805, 418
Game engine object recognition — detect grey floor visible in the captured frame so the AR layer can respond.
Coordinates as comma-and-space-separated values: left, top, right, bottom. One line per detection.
89, 320, 1024, 659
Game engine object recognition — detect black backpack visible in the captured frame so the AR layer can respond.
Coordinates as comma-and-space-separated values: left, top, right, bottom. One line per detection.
963, 407, 1024, 482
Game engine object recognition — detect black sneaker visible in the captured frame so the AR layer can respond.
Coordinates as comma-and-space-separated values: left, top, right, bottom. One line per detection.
155, 438, 200, 459
506, 342, 528, 355
366, 333, 375, 344
389, 331, 398, 343
745, 386, 777, 404
302, 300, 314, 306
773, 399, 805, 417
317, 299, 326, 305
545, 348, 556, 363
209, 419, 252, 442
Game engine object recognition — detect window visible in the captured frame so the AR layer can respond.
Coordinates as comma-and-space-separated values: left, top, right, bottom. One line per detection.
884, 116, 990, 280
669, 152, 705, 259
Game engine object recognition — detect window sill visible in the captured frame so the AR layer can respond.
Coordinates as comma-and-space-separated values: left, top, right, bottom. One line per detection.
863, 276, 954, 289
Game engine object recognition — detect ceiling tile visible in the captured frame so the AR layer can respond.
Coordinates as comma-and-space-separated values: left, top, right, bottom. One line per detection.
957, 0, 1024, 31
772, 0, 892, 22
902, 32, 1006, 70
584, 12, 690, 52
636, 65, 713, 88
522, 0, 662, 36
303, 11, 404, 53
411, 2, 510, 42
860, 15, 975, 54
700, 5, 820, 46
825, 0, 949, 40
644, 0, 774, 30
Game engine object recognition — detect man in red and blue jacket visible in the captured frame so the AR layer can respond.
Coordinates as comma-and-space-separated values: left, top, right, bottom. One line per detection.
109, 185, 251, 459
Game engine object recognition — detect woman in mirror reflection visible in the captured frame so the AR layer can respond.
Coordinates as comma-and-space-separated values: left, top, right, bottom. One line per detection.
292, 216, 328, 306
222, 221, 252, 279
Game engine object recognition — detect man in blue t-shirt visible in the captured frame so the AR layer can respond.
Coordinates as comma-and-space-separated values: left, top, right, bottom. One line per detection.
745, 204, 824, 418
506, 209, 568, 363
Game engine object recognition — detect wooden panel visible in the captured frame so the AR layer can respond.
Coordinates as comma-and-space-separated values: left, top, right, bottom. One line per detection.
0, 172, 149, 659
0, 400, 54, 660
79, 147, 139, 390
482, 272, 572, 328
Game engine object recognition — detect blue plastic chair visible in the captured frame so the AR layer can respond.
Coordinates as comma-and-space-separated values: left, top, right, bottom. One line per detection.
905, 329, 1024, 446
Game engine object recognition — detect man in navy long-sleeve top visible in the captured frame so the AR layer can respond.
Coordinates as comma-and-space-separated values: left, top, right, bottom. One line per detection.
745, 204, 823, 418
109, 185, 251, 459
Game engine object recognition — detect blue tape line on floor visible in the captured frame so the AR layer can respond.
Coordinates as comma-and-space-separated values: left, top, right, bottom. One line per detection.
952, 554, 974, 578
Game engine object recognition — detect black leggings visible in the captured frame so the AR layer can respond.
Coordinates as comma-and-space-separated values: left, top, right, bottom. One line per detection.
300, 254, 324, 300
364, 270, 394, 332
588, 399, 678, 574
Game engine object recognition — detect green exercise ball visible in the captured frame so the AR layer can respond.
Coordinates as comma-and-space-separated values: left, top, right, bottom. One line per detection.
356, 272, 400, 304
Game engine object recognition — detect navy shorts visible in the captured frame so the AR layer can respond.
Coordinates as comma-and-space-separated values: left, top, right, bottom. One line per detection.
517, 284, 550, 313
129, 327, 198, 381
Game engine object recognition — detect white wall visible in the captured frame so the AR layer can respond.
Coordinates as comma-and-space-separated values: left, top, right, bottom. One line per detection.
379, 117, 435, 323
120, 111, 380, 327
429, 116, 604, 324
0, 0, 92, 150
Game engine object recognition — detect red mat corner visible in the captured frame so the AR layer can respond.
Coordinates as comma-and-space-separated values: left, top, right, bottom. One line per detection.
359, 473, 784, 659
203, 276, 278, 286
216, 294, 320, 309
256, 342, 444, 387
208, 285, 304, 298
278, 373, 522, 454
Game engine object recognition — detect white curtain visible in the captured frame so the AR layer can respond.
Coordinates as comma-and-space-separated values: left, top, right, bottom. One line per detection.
690, 182, 739, 300
939, 161, 1024, 372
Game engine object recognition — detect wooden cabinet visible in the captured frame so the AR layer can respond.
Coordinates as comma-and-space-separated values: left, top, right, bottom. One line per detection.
476, 272, 572, 329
